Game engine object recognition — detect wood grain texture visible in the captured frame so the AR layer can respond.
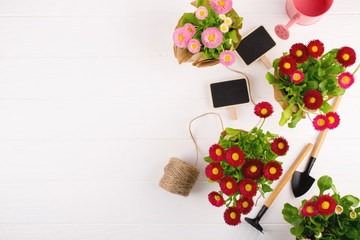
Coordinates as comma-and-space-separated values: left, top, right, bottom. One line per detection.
0, 0, 359, 239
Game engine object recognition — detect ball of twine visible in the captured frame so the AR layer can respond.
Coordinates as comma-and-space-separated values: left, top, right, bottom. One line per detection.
159, 157, 200, 197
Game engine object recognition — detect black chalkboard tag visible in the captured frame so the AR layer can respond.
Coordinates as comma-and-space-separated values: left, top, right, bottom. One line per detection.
235, 26, 276, 69
210, 78, 250, 120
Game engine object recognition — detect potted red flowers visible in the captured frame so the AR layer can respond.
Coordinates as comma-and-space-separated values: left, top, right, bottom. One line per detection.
266, 39, 359, 131
173, 0, 243, 67
283, 176, 360, 239
204, 102, 289, 226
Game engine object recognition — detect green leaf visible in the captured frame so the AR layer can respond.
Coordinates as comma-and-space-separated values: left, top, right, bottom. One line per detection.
228, 30, 238, 43
282, 203, 301, 226
319, 101, 333, 114
279, 102, 294, 126
204, 156, 213, 163
302, 81, 318, 93
345, 228, 358, 238
266, 72, 277, 84
329, 87, 346, 96
262, 184, 273, 193
317, 175, 333, 195
290, 225, 304, 236
341, 195, 360, 207
182, 13, 198, 26
288, 109, 303, 128
232, 17, 243, 28
197, 0, 205, 7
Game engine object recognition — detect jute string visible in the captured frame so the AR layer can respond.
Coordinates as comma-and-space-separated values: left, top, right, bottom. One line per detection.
159, 113, 224, 197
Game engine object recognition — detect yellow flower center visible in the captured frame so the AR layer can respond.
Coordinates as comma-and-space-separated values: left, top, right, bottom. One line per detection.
178, 35, 184, 41
232, 153, 240, 161
208, 34, 215, 42
214, 195, 220, 201
317, 118, 326, 127
212, 168, 219, 175
343, 54, 350, 61
260, 108, 268, 115
225, 19, 230, 24
250, 166, 258, 173
221, 25, 227, 31
191, 43, 197, 49
328, 116, 335, 124
215, 149, 222, 156
296, 50, 303, 57
312, 46, 318, 52
306, 206, 315, 213
293, 73, 301, 81
224, 55, 231, 61
278, 142, 285, 149
200, 10, 205, 16
336, 205, 343, 213
245, 184, 253, 192
342, 76, 350, 84
284, 63, 291, 69
309, 97, 316, 103
218, 0, 226, 7
350, 211, 357, 219
322, 201, 330, 209
187, 27, 193, 32
269, 167, 277, 174
242, 201, 249, 208
226, 182, 233, 189
230, 212, 237, 219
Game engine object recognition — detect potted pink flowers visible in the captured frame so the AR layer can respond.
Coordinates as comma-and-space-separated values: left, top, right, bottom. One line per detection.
173, 0, 243, 67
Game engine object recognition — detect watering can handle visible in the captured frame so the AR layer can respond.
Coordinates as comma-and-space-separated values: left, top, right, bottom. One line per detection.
310, 96, 342, 158
264, 143, 313, 208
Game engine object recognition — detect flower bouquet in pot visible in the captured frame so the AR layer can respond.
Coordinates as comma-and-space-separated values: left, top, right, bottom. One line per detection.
204, 102, 290, 226
266, 39, 359, 131
173, 0, 243, 67
282, 175, 360, 240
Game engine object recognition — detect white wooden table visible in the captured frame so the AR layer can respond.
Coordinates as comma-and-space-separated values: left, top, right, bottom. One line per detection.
0, 0, 359, 239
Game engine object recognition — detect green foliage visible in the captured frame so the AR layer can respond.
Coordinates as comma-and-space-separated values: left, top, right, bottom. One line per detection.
266, 45, 352, 128
282, 175, 360, 239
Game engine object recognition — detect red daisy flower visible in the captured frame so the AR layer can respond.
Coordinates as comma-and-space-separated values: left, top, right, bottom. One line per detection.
336, 46, 356, 67
279, 55, 297, 76
326, 112, 340, 130
289, 43, 309, 63
205, 162, 224, 181
241, 159, 264, 180
239, 178, 257, 198
208, 191, 225, 207
209, 144, 225, 162
291, 70, 304, 84
307, 39, 324, 58
301, 202, 318, 217
237, 196, 254, 215
225, 146, 245, 168
338, 72, 355, 89
220, 176, 238, 196
271, 137, 289, 156
303, 90, 323, 110
317, 195, 336, 216
254, 101, 274, 118
224, 207, 241, 226
263, 161, 283, 181
313, 114, 328, 131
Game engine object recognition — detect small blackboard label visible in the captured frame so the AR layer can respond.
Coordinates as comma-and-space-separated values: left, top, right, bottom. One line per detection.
210, 79, 250, 108
236, 26, 276, 65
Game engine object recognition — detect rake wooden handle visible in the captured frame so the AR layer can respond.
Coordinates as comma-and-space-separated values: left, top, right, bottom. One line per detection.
310, 96, 342, 158
264, 143, 313, 208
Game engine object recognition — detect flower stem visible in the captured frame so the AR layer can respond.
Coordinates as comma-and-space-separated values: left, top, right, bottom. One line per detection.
258, 119, 265, 130
352, 64, 360, 75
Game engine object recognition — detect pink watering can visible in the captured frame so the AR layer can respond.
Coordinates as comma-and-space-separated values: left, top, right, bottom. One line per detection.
275, 0, 333, 40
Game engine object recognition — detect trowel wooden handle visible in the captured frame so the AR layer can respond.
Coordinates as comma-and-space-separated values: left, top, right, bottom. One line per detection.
311, 96, 342, 158
229, 106, 237, 120
264, 143, 313, 208
260, 55, 272, 69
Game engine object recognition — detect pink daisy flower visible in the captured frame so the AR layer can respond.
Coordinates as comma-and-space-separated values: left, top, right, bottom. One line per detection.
313, 114, 328, 131
219, 50, 235, 66
173, 27, 191, 48
201, 27, 223, 49
195, 6, 208, 20
188, 39, 201, 54
183, 23, 196, 37
220, 23, 229, 33
211, 0, 233, 14
338, 72, 355, 89
326, 112, 340, 130
290, 70, 304, 84
301, 202, 318, 217
224, 17, 232, 26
